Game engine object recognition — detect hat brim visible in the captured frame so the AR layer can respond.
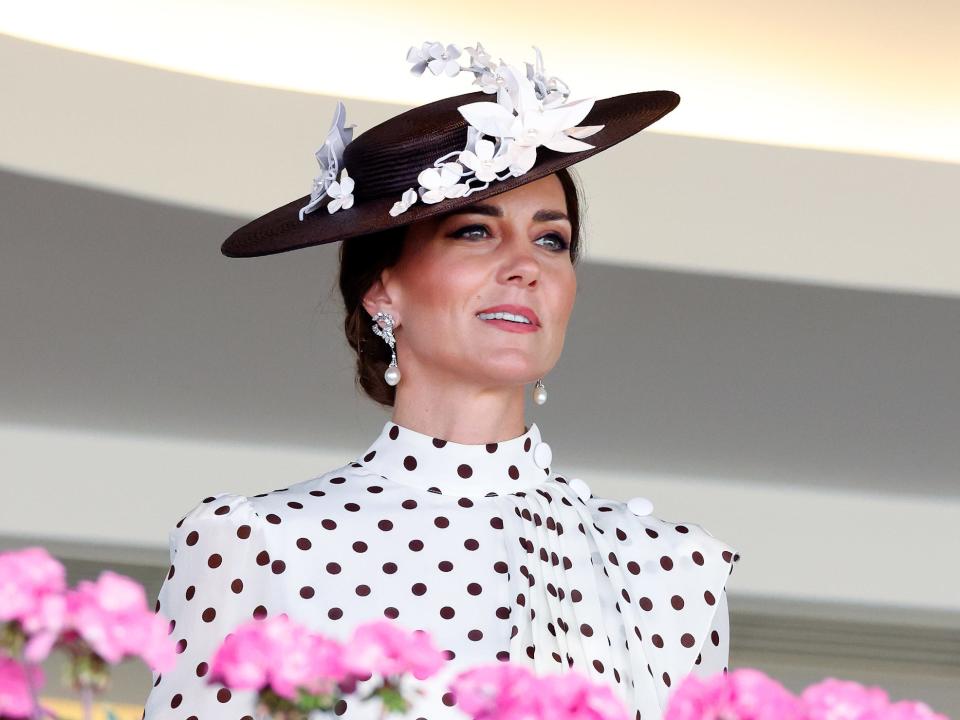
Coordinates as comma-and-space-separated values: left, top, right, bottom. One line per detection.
221, 89, 679, 258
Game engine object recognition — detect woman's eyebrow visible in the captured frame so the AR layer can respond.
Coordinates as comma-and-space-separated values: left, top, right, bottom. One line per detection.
444, 203, 570, 222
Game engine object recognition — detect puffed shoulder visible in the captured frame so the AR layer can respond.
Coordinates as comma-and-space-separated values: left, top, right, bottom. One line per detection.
564, 477, 742, 575
167, 492, 263, 558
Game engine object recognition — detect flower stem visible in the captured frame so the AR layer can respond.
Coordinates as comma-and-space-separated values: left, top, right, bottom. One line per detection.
80, 685, 94, 720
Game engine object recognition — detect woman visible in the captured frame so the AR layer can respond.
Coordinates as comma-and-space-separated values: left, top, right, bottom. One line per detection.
144, 41, 740, 720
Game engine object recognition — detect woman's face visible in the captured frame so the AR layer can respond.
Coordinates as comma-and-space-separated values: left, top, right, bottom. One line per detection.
365, 173, 577, 391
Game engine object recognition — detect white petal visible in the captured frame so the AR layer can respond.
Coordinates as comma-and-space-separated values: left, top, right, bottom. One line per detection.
475, 166, 497, 183
458, 101, 516, 137
443, 60, 460, 77
340, 175, 355, 194
389, 202, 405, 217
406, 46, 422, 63
565, 124, 604, 139
401, 188, 417, 205
444, 183, 468, 199
418, 167, 442, 191
340, 194, 354, 210
543, 98, 595, 133
446, 44, 461, 60
428, 58, 446, 76
439, 162, 464, 185
427, 42, 445, 59
409, 61, 428, 77
327, 180, 342, 197
421, 188, 444, 204
458, 150, 480, 172
542, 134, 595, 153
327, 197, 342, 213
508, 145, 537, 175
475, 138, 495, 161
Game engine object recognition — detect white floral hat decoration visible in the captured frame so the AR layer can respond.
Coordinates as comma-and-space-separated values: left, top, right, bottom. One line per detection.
222, 41, 680, 258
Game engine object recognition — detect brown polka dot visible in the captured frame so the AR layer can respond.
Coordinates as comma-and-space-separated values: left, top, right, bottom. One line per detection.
639, 596, 653, 611
175, 639, 187, 653
300, 586, 315, 599
404, 456, 418, 471
432, 438, 447, 448
186, 531, 199, 546
236, 524, 251, 539
382, 562, 398, 574
627, 561, 641, 575
256, 551, 270, 566
508, 465, 520, 480
660, 555, 674, 571
412, 583, 427, 596
271, 560, 286, 574
704, 590, 716, 605
202, 607, 216, 622
681, 633, 696, 648
692, 551, 705, 565
321, 518, 337, 530
384, 606, 399, 619
485, 443, 498, 453
296, 537, 312, 550
401, 499, 418, 509
467, 583, 482, 596
287, 501, 303, 509
356, 584, 371, 596
663, 672, 671, 687
389, 425, 400, 440
206, 554, 221, 569
442, 692, 456, 707
353, 541, 368, 553
524, 437, 532, 452
652, 633, 664, 648
457, 464, 473, 478
409, 539, 424, 551
434, 516, 449, 528
266, 514, 281, 525
580, 623, 593, 637
468, 629, 483, 641
438, 560, 453, 572
328, 607, 343, 620
186, 585, 196, 600
217, 688, 232, 703
440, 606, 455, 619
464, 538, 479, 550
593, 659, 605, 673
712, 630, 720, 646
253, 605, 268, 620
170, 694, 182, 708
378, 519, 393, 531
326, 562, 341, 574
196, 662, 208, 677
671, 595, 685, 610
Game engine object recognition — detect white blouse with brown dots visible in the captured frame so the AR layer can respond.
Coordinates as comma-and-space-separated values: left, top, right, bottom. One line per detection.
143, 420, 740, 720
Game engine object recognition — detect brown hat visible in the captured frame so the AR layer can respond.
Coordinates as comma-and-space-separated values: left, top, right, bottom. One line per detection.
221, 43, 679, 259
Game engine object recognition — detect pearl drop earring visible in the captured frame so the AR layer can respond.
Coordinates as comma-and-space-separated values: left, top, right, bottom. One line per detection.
532, 378, 548, 405
372, 311, 401, 386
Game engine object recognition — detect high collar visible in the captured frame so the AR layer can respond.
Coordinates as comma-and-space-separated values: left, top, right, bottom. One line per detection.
356, 420, 555, 498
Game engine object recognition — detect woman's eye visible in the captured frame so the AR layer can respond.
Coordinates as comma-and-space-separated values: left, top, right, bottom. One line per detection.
535, 233, 570, 252
451, 224, 490, 239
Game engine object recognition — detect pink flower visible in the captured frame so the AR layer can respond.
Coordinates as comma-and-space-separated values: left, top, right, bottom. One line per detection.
449, 664, 541, 720
341, 620, 446, 680
665, 668, 805, 720
538, 672, 630, 720
882, 700, 949, 720
802, 678, 891, 720
209, 615, 348, 701
0, 547, 68, 662
0, 652, 44, 718
64, 571, 176, 672
450, 664, 628, 720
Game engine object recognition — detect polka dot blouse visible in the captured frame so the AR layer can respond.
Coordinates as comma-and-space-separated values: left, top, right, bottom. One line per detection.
143, 421, 740, 720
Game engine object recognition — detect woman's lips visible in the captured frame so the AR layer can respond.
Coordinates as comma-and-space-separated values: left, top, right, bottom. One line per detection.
478, 317, 540, 333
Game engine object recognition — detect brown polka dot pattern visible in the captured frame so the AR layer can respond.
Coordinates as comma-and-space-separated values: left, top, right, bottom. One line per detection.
144, 421, 740, 720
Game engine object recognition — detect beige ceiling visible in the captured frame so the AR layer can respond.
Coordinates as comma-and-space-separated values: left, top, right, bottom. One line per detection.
3, 0, 959, 163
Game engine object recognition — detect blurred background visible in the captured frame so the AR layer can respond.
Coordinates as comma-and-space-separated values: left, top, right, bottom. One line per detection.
1, 1, 958, 717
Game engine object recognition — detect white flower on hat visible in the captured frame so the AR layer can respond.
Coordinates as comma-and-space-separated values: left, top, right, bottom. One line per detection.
389, 188, 418, 217
417, 163, 469, 203
299, 100, 356, 220
459, 64, 601, 175
407, 42, 462, 78
458, 138, 512, 183
326, 168, 355, 214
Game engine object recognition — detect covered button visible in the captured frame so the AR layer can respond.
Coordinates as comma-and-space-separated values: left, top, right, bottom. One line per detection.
627, 496, 654, 516
533, 442, 552, 469
568, 477, 592, 502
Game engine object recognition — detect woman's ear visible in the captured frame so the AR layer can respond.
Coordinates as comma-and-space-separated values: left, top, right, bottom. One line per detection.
361, 270, 399, 325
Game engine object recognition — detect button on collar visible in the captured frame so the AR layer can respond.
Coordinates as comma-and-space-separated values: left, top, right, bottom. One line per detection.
627, 496, 654, 516
533, 442, 552, 469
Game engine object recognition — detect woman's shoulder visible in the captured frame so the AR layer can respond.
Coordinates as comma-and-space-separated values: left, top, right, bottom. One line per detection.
552, 474, 741, 571
168, 463, 365, 538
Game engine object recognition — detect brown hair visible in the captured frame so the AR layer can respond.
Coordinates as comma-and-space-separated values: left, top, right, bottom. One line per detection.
338, 167, 585, 407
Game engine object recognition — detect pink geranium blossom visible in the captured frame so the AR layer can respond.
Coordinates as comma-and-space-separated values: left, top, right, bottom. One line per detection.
210, 614, 348, 701
450, 663, 629, 720
0, 652, 44, 718
342, 620, 447, 681
0, 547, 68, 663
449, 663, 541, 719
883, 700, 950, 720
802, 678, 950, 720
665, 668, 806, 720
63, 571, 176, 672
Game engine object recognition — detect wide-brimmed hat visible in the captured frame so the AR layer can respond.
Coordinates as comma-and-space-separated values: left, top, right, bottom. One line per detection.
221, 42, 680, 259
